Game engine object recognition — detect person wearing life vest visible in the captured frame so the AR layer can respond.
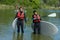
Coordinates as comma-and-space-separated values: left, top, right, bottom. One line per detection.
15, 7, 26, 33
32, 10, 41, 34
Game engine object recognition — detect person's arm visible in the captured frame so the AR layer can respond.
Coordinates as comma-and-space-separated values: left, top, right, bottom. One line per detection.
15, 12, 18, 18
24, 13, 27, 22
32, 15, 34, 20
39, 15, 42, 20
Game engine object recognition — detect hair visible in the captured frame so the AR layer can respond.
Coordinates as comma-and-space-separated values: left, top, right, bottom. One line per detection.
33, 10, 36, 13
19, 6, 23, 10
20, 6, 23, 8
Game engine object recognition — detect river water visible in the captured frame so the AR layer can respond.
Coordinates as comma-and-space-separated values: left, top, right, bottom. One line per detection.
0, 9, 60, 40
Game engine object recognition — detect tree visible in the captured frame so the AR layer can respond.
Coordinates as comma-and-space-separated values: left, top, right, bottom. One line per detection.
0, 0, 59, 8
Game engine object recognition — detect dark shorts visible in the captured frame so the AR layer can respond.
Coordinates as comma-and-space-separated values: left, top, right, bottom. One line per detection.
34, 22, 40, 28
17, 20, 24, 26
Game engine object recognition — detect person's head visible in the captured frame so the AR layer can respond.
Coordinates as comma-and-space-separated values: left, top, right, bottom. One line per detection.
33, 10, 37, 15
19, 6, 23, 12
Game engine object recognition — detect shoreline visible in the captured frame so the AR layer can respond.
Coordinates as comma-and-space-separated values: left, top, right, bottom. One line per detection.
0, 4, 60, 10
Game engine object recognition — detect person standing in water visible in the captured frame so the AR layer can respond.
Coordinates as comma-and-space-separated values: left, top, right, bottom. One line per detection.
15, 7, 26, 33
32, 10, 41, 34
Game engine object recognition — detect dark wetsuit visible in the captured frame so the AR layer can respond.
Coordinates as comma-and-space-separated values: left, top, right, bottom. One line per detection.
15, 11, 26, 33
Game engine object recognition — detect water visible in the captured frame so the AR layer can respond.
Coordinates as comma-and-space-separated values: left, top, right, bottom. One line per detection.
0, 9, 60, 40
42, 17, 60, 40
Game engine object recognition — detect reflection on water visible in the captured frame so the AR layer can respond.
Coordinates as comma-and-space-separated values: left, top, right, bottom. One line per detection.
12, 31, 53, 40
31, 33, 53, 40
32, 34, 40, 40
12, 32, 23, 40
17, 33, 23, 40
12, 32, 16, 40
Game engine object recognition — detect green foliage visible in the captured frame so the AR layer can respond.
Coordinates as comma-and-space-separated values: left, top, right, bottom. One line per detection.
43, 0, 59, 7
0, 0, 60, 8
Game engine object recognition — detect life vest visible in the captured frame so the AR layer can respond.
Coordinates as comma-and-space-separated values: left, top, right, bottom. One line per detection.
33, 14, 40, 22
17, 11, 24, 20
